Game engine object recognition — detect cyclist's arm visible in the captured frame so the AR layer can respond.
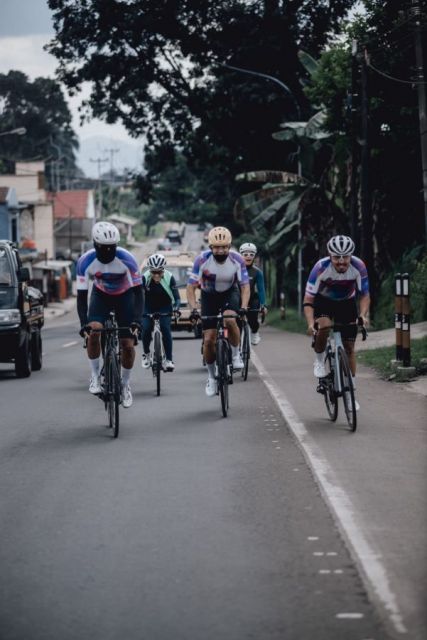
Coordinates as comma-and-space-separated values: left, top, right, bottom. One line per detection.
186, 282, 199, 311
255, 270, 267, 307
303, 293, 315, 333
77, 289, 88, 327
170, 275, 181, 308
240, 283, 250, 309
132, 284, 144, 321
359, 293, 370, 326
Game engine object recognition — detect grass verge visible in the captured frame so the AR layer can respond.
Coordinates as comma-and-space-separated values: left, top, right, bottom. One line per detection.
266, 307, 307, 334
357, 336, 427, 379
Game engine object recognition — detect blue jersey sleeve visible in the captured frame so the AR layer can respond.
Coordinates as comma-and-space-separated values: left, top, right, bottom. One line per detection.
255, 269, 266, 306
116, 248, 142, 287
352, 257, 370, 295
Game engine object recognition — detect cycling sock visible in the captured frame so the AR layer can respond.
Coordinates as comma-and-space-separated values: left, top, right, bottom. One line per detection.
121, 367, 131, 385
231, 345, 240, 357
207, 363, 216, 378
89, 357, 100, 376
315, 350, 325, 362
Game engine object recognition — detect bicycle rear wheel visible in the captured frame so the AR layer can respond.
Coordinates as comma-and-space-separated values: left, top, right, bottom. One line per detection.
323, 347, 338, 421
338, 346, 357, 432
241, 323, 250, 381
107, 352, 120, 438
153, 331, 162, 396
217, 339, 229, 417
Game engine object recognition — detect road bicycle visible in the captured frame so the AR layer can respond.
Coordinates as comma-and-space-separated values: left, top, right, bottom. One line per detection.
240, 308, 265, 381
201, 310, 239, 417
314, 318, 367, 432
142, 312, 178, 396
84, 312, 136, 438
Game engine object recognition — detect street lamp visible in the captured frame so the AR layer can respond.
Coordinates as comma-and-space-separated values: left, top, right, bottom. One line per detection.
222, 63, 304, 314
0, 127, 27, 137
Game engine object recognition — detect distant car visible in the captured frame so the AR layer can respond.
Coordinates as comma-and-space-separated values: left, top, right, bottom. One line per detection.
197, 222, 206, 231
166, 229, 182, 245
157, 238, 174, 251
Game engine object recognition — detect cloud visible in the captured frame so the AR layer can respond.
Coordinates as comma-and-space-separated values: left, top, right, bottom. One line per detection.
0, 34, 143, 149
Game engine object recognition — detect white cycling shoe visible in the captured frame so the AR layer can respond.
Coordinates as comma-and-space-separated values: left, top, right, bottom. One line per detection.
232, 354, 244, 371
313, 360, 327, 378
251, 332, 261, 345
89, 375, 102, 394
165, 360, 175, 372
122, 384, 133, 408
205, 378, 216, 397
141, 352, 151, 369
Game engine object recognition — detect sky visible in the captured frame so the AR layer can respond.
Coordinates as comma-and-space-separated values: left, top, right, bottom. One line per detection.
0, 0, 143, 175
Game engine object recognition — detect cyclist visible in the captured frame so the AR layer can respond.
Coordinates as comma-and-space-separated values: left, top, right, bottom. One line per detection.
239, 242, 267, 345
187, 226, 250, 397
77, 221, 143, 408
141, 253, 181, 372
303, 235, 370, 410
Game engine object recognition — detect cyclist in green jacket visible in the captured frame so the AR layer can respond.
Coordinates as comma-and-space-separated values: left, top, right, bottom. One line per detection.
141, 253, 181, 371
239, 243, 267, 345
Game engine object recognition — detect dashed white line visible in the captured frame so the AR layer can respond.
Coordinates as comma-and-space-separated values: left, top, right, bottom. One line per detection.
62, 341, 78, 348
251, 350, 408, 635
336, 613, 364, 619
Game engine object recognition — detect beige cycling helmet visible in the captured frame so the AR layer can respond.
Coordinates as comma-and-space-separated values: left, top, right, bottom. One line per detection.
208, 226, 232, 246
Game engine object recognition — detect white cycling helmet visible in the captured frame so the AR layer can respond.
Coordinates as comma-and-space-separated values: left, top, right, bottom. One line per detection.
92, 221, 120, 245
147, 253, 166, 270
239, 242, 257, 255
327, 235, 355, 256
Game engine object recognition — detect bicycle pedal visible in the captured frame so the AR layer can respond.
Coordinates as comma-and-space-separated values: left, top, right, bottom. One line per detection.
316, 384, 326, 395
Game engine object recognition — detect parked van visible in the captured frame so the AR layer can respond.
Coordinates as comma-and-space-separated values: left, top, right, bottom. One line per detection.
0, 240, 44, 377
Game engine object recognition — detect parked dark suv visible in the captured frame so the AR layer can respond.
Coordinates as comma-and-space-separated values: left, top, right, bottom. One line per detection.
0, 240, 44, 377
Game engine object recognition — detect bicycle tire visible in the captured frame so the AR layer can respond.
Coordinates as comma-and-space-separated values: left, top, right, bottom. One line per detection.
153, 331, 162, 396
324, 346, 338, 421
338, 346, 357, 432
241, 323, 250, 381
107, 351, 120, 438
217, 338, 229, 417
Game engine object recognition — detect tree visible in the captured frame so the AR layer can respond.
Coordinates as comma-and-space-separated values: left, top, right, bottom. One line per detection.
46, 0, 357, 216
0, 71, 79, 188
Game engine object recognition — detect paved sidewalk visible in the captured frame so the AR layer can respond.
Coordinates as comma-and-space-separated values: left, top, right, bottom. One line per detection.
251, 325, 427, 640
44, 296, 76, 323
358, 321, 427, 351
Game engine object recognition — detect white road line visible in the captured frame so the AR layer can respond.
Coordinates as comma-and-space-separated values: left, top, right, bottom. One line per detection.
251, 350, 408, 635
336, 613, 364, 619
62, 341, 78, 348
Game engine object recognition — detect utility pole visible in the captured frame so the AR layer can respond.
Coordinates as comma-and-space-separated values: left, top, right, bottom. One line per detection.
411, 0, 427, 242
90, 156, 108, 219
350, 40, 361, 247
360, 48, 373, 276
104, 147, 120, 215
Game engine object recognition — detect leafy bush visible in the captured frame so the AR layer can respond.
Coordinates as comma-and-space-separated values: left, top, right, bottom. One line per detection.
372, 247, 426, 330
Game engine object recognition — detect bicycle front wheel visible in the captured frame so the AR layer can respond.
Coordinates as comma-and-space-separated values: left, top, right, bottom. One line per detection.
217, 339, 229, 417
324, 347, 338, 422
338, 346, 357, 432
241, 324, 250, 381
153, 331, 162, 396
107, 352, 120, 438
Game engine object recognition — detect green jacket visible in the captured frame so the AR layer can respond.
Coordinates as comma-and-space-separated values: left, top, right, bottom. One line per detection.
143, 269, 176, 305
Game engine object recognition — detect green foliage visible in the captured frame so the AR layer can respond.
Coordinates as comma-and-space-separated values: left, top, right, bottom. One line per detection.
266, 307, 307, 334
372, 247, 426, 329
0, 71, 78, 186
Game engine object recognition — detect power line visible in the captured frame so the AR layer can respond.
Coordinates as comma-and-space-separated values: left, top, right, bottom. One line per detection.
366, 58, 427, 85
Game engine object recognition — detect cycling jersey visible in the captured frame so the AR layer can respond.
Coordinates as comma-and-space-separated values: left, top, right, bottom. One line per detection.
77, 248, 142, 295
305, 256, 369, 301
188, 250, 249, 293
142, 271, 180, 310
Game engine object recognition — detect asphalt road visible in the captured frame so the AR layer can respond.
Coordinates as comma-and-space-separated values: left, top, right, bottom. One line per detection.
0, 314, 388, 640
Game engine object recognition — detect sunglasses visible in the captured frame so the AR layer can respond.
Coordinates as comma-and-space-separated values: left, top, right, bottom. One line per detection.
150, 269, 164, 274
242, 252, 255, 258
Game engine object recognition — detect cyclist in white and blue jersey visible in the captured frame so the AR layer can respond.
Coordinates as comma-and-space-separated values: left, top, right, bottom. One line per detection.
239, 242, 267, 345
187, 226, 250, 397
303, 235, 370, 409
76, 221, 143, 408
